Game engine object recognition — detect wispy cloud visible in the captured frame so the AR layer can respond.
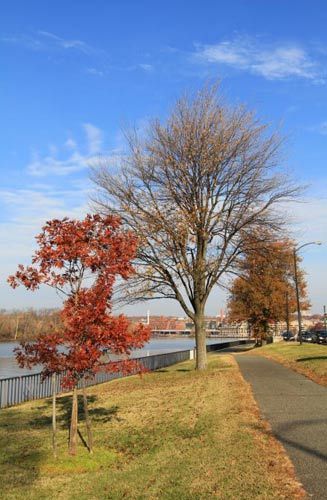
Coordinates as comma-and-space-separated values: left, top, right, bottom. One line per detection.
26, 123, 122, 177
1, 30, 95, 55
37, 30, 93, 53
1, 31, 158, 78
85, 67, 105, 77
0, 185, 90, 272
65, 137, 77, 149
138, 63, 154, 72
83, 123, 103, 155
27, 123, 102, 176
1, 35, 44, 50
289, 196, 327, 243
28, 150, 92, 176
194, 36, 325, 83
309, 121, 327, 135
1, 142, 110, 309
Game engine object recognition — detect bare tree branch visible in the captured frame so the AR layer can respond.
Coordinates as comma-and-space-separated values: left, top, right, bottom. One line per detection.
91, 84, 302, 369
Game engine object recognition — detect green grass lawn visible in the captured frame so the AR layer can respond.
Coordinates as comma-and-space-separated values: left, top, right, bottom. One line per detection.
0, 355, 304, 500
256, 341, 327, 386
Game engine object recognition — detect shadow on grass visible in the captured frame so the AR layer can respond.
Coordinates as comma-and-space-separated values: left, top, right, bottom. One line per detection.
153, 367, 194, 373
296, 356, 327, 362
0, 407, 46, 493
0, 393, 120, 493
29, 394, 119, 454
77, 428, 89, 450
30, 394, 119, 430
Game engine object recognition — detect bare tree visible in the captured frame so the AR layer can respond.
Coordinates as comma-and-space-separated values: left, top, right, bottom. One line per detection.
92, 85, 300, 370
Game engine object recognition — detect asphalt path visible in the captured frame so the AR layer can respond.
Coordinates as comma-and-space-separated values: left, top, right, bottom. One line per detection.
236, 355, 327, 499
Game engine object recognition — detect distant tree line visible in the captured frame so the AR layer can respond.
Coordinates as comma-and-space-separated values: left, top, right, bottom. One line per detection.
0, 309, 61, 342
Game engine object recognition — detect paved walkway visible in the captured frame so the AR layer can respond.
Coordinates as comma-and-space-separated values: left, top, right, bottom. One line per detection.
236, 355, 327, 499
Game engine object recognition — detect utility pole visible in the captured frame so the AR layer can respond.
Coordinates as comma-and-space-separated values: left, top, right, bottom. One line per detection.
324, 305, 327, 332
293, 241, 321, 345
285, 290, 290, 333
293, 249, 303, 344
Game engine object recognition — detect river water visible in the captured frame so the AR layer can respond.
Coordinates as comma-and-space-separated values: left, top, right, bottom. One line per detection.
0, 337, 232, 379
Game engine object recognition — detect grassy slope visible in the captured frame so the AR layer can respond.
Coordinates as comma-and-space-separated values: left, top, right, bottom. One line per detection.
0, 355, 304, 500
256, 342, 327, 386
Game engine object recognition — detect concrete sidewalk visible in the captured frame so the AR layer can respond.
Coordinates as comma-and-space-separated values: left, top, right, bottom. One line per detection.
236, 355, 327, 500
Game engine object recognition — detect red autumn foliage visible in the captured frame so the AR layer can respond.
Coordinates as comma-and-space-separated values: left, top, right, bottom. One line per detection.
8, 214, 151, 388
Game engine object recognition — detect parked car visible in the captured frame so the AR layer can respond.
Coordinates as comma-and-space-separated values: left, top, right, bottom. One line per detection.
309, 331, 319, 343
282, 331, 295, 341
301, 331, 315, 343
313, 330, 327, 344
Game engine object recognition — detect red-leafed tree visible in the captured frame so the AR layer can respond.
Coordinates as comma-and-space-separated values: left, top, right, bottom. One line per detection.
8, 214, 150, 456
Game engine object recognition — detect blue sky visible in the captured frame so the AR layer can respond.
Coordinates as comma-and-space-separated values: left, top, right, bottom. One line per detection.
1, 0, 326, 316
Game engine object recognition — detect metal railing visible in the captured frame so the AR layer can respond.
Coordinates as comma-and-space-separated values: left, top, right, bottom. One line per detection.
0, 340, 252, 409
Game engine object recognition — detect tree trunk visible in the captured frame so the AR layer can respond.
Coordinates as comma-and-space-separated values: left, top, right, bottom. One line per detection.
14, 316, 19, 340
82, 379, 93, 454
69, 387, 78, 456
194, 308, 207, 370
52, 374, 57, 458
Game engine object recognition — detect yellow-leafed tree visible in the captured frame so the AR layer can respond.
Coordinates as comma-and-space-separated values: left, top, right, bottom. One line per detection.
228, 238, 309, 339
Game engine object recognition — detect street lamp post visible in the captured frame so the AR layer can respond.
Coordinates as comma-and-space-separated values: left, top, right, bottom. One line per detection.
285, 290, 290, 333
293, 241, 322, 345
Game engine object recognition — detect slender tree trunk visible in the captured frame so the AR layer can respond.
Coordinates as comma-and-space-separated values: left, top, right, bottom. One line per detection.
82, 379, 93, 454
194, 307, 207, 370
194, 235, 208, 370
52, 373, 57, 458
14, 316, 19, 340
69, 386, 78, 456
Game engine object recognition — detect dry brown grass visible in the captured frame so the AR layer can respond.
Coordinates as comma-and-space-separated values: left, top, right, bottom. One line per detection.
0, 354, 305, 499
